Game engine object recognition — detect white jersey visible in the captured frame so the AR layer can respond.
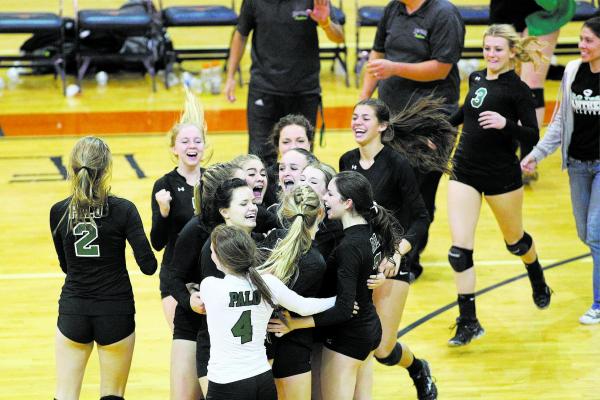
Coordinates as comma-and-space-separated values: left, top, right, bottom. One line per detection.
200, 273, 335, 384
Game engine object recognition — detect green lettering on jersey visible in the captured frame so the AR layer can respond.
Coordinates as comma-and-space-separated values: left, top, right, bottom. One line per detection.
470, 87, 488, 109
73, 222, 100, 257
231, 310, 253, 344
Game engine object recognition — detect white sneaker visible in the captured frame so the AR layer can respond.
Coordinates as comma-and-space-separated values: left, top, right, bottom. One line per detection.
579, 307, 600, 325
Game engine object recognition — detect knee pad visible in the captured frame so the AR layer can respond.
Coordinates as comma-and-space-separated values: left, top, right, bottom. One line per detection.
506, 232, 533, 256
375, 342, 402, 366
448, 246, 474, 272
531, 88, 545, 109
100, 396, 124, 400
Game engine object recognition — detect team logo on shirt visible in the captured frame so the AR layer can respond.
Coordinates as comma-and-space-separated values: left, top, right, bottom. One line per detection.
413, 28, 427, 40
292, 10, 309, 20
470, 87, 488, 109
351, 164, 357, 170
177, 186, 185, 192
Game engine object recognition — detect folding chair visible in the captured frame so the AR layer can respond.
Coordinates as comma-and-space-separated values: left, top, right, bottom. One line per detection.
73, 0, 159, 91
158, 0, 240, 88
0, 0, 66, 95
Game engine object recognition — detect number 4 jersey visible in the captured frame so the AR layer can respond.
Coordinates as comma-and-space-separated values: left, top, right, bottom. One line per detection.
50, 196, 157, 316
200, 274, 335, 384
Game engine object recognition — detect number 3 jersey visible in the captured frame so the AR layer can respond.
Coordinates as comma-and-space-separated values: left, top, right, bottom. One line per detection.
50, 196, 157, 316
200, 274, 335, 384
450, 69, 539, 177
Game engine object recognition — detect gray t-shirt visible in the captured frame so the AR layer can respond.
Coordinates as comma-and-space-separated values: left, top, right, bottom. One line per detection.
373, 0, 465, 112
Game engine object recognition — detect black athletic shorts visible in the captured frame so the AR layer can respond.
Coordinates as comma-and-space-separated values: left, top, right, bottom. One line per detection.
451, 167, 523, 196
489, 0, 543, 32
207, 370, 277, 400
268, 338, 312, 379
196, 328, 210, 378
323, 323, 382, 361
58, 313, 134, 346
173, 304, 204, 341
389, 253, 411, 283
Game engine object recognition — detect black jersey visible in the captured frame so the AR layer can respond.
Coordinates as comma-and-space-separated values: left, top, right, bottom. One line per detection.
451, 70, 539, 176
50, 196, 157, 316
339, 146, 430, 249
255, 204, 279, 234
151, 168, 200, 293
313, 224, 381, 341
569, 62, 600, 161
170, 217, 211, 311
315, 218, 344, 263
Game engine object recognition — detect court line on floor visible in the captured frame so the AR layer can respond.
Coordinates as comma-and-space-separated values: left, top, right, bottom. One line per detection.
397, 252, 592, 338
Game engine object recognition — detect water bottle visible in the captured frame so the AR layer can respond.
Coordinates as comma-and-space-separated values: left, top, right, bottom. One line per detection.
210, 62, 222, 95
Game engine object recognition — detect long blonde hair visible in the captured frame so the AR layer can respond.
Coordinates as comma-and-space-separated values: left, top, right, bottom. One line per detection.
168, 87, 212, 163
259, 185, 322, 285
67, 136, 112, 229
484, 24, 547, 69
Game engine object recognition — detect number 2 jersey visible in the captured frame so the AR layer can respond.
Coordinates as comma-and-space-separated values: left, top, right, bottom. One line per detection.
200, 274, 335, 384
50, 196, 157, 316
450, 69, 539, 177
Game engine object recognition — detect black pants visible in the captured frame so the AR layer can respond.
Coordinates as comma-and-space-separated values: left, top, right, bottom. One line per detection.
413, 169, 442, 265
247, 89, 320, 167
206, 370, 277, 400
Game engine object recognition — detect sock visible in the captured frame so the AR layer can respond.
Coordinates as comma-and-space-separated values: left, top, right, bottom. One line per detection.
457, 293, 476, 321
525, 259, 546, 290
406, 357, 423, 377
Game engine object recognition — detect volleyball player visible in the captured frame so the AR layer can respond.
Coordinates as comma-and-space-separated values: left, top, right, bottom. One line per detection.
198, 225, 336, 400
50, 137, 157, 400
232, 154, 277, 234
259, 185, 327, 400
447, 24, 551, 346
168, 163, 245, 399
264, 114, 314, 207
340, 99, 445, 399
151, 88, 207, 331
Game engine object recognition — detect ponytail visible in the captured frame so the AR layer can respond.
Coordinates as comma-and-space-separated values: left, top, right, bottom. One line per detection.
259, 185, 321, 285
484, 24, 548, 70
211, 225, 275, 307
368, 203, 402, 258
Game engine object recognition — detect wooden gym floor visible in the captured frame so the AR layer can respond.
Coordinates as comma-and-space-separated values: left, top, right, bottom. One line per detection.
0, 1, 598, 399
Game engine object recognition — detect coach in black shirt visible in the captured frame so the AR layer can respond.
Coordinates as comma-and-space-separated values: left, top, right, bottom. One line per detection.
225, 0, 344, 166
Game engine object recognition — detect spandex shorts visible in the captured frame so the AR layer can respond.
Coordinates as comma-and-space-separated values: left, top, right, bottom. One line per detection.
323, 325, 382, 361
269, 339, 312, 379
389, 253, 411, 283
489, 0, 543, 32
57, 313, 134, 346
173, 304, 204, 341
207, 370, 277, 400
451, 167, 522, 196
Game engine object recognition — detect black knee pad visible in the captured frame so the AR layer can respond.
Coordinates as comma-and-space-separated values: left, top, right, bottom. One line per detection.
375, 342, 402, 366
100, 396, 124, 400
506, 232, 533, 256
531, 88, 545, 108
448, 246, 474, 272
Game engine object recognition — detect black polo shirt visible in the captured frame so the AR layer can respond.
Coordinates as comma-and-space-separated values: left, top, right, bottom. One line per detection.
373, 0, 465, 112
238, 0, 338, 95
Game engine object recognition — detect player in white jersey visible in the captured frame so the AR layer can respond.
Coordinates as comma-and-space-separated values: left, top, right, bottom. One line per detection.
196, 224, 335, 400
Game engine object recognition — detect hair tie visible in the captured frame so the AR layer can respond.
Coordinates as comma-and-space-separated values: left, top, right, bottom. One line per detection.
79, 166, 94, 174
370, 202, 378, 215
292, 213, 307, 222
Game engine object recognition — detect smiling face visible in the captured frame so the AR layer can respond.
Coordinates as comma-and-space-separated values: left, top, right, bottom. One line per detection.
323, 178, 349, 220
483, 35, 514, 75
241, 159, 267, 204
299, 165, 328, 199
279, 124, 311, 155
279, 150, 310, 193
579, 26, 600, 64
351, 105, 386, 146
219, 186, 258, 231
172, 124, 204, 168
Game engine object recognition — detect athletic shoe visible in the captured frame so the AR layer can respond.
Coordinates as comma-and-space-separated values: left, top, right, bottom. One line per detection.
448, 317, 485, 347
409, 263, 424, 283
410, 360, 437, 400
532, 284, 552, 309
579, 307, 600, 325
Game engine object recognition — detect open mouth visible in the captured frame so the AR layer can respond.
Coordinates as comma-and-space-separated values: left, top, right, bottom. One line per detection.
186, 151, 199, 161
353, 128, 366, 139
245, 211, 257, 221
283, 178, 295, 190
252, 185, 264, 199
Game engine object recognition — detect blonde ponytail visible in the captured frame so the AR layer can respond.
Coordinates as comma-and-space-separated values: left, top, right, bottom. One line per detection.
259, 185, 322, 285
484, 24, 548, 70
